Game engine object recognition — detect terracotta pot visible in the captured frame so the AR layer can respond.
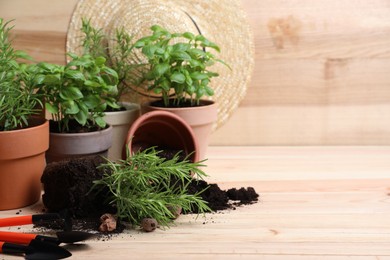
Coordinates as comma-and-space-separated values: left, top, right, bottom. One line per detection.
46, 124, 113, 163
0, 118, 49, 210
142, 100, 217, 160
104, 102, 140, 161
125, 111, 199, 162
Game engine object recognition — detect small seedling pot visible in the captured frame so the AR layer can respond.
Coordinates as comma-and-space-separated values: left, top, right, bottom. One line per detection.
0, 118, 49, 210
125, 110, 199, 162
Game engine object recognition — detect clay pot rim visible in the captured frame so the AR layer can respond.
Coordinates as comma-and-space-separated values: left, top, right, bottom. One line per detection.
125, 110, 199, 162
49, 124, 113, 137
105, 102, 140, 116
0, 117, 48, 134
145, 99, 216, 111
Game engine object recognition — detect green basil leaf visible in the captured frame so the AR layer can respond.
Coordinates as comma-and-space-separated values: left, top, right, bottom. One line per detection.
84, 94, 101, 109
170, 72, 185, 84
64, 100, 79, 114
64, 70, 85, 81
190, 72, 208, 80
74, 109, 87, 126
60, 86, 83, 100
45, 102, 58, 114
171, 51, 191, 61
152, 63, 170, 78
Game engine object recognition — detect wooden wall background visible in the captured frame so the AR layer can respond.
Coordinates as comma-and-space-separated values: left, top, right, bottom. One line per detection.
1, 0, 390, 145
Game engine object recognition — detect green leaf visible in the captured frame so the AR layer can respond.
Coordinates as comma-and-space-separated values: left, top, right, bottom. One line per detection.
190, 72, 208, 80
64, 100, 80, 114
172, 43, 190, 52
94, 116, 106, 128
43, 74, 61, 84
188, 48, 206, 59
65, 69, 85, 80
95, 56, 106, 66
170, 72, 185, 84
84, 94, 101, 109
45, 102, 58, 114
84, 80, 101, 87
60, 86, 83, 100
205, 86, 214, 96
196, 88, 205, 98
171, 51, 191, 61
152, 63, 170, 78
142, 45, 158, 59
38, 62, 58, 72
134, 40, 145, 48
74, 109, 87, 126
160, 79, 170, 91
14, 50, 32, 61
182, 32, 195, 40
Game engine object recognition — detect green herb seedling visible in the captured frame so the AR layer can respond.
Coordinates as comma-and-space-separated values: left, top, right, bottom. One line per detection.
92, 147, 211, 228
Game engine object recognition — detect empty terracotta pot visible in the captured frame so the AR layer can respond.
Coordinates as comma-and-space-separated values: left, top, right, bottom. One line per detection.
125, 110, 199, 162
0, 118, 49, 210
141, 100, 217, 160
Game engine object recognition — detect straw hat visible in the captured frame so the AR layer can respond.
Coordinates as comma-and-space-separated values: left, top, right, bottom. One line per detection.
67, 0, 254, 130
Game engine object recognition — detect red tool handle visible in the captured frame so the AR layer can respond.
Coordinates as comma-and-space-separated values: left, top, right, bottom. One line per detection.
0, 231, 37, 245
0, 215, 33, 227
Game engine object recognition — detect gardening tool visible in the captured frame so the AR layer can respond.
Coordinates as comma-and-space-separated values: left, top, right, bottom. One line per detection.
0, 239, 71, 259
0, 212, 73, 231
0, 230, 96, 245
0, 213, 62, 228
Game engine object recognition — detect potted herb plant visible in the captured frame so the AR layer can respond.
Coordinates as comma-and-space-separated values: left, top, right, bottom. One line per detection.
0, 18, 49, 210
133, 25, 229, 160
37, 53, 119, 163
79, 19, 140, 160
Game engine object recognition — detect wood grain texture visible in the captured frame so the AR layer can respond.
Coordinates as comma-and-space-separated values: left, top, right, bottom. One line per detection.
1, 0, 390, 145
1, 146, 390, 259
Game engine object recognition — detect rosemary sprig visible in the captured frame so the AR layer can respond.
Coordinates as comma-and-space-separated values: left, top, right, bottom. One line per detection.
92, 147, 211, 227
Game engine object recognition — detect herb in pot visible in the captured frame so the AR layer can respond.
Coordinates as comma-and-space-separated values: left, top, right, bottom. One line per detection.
37, 53, 120, 133
134, 25, 230, 107
0, 18, 43, 131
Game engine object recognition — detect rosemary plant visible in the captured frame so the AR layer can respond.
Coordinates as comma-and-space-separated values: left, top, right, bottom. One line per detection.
0, 18, 42, 131
92, 147, 211, 227
80, 18, 140, 102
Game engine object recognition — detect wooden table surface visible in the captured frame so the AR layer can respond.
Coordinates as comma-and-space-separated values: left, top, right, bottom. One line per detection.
1, 146, 390, 259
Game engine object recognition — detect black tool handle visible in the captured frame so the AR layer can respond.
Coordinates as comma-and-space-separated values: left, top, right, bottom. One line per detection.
32, 213, 61, 223
0, 241, 31, 254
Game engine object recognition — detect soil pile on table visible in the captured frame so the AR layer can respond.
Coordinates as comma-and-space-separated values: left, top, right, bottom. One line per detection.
41, 156, 115, 218
40, 156, 259, 231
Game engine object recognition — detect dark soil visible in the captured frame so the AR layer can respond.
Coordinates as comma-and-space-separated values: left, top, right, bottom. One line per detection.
41, 156, 115, 218
40, 155, 259, 233
49, 119, 105, 133
186, 180, 259, 212
150, 99, 209, 108
105, 105, 127, 112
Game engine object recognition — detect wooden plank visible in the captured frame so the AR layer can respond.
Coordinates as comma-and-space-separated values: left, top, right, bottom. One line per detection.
0, 146, 389, 259
210, 105, 390, 145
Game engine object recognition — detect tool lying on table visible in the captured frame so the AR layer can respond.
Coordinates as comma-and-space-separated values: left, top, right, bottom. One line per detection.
0, 213, 96, 259
0, 213, 72, 231
0, 230, 96, 245
0, 239, 72, 260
